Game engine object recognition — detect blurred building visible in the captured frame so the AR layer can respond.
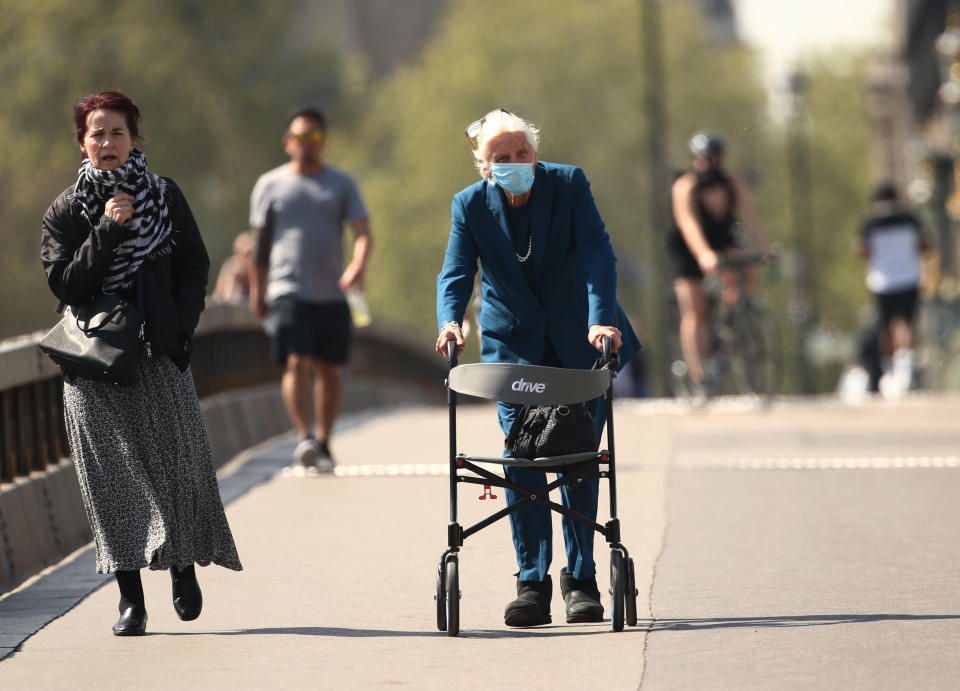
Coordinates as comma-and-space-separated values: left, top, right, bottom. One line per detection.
697, 0, 739, 44
872, 0, 960, 387
873, 0, 960, 286
297, 0, 449, 77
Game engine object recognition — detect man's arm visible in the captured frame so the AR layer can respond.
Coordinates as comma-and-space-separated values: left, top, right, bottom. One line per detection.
249, 220, 273, 318
338, 217, 372, 291
672, 173, 718, 273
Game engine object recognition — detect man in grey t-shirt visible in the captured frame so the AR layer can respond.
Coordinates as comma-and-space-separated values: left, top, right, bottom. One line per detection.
249, 108, 372, 472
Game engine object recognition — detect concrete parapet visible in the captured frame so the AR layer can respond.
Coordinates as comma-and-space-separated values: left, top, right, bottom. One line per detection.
0, 462, 89, 593
1, 360, 447, 593
201, 384, 288, 468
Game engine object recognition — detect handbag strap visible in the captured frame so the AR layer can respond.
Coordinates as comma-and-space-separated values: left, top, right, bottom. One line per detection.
76, 300, 127, 334
69, 268, 146, 336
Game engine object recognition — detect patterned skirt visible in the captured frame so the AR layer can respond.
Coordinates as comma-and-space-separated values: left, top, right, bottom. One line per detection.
63, 354, 242, 574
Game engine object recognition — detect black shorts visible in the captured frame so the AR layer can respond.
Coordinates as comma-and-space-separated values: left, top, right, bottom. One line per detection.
876, 287, 918, 326
667, 229, 735, 280
270, 297, 352, 366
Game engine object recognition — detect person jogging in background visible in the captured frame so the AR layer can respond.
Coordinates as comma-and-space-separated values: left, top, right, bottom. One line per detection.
249, 107, 372, 473
668, 131, 769, 397
858, 182, 929, 398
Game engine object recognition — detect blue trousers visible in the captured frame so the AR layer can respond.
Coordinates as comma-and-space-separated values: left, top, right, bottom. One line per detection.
497, 397, 605, 582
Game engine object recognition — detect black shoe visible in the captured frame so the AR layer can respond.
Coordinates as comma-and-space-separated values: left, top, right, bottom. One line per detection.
112, 606, 148, 636
560, 568, 604, 623
171, 566, 203, 621
504, 575, 552, 627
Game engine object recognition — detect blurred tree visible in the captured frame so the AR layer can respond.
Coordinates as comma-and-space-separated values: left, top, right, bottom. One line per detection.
0, 0, 342, 338
0, 0, 877, 397
742, 53, 873, 393
335, 0, 769, 376
802, 53, 874, 328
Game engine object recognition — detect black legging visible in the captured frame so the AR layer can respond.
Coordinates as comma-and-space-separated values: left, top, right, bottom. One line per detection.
115, 570, 144, 611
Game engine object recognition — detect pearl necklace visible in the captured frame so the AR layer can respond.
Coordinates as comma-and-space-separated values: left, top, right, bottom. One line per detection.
516, 233, 533, 263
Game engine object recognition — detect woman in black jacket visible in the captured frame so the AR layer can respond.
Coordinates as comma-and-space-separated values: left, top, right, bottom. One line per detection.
40, 90, 241, 636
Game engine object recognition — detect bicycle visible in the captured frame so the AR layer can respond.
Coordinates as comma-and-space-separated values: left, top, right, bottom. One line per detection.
669, 253, 780, 403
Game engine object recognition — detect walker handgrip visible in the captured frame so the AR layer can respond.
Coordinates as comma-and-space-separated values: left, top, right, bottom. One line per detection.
446, 339, 458, 367
602, 335, 612, 363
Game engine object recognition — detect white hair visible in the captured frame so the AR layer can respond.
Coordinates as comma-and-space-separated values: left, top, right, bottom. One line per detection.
472, 111, 540, 178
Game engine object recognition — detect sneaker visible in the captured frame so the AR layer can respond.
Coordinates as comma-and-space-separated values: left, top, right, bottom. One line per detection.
315, 440, 336, 473
559, 568, 603, 623
504, 575, 552, 627
689, 380, 709, 408
293, 437, 321, 469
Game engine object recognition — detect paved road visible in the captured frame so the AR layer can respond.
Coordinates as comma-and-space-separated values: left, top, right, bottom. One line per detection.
3, 395, 960, 689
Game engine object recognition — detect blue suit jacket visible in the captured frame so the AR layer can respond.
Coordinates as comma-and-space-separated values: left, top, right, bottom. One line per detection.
437, 161, 640, 370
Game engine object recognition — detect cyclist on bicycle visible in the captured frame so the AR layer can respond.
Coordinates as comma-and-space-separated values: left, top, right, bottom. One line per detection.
668, 132, 769, 395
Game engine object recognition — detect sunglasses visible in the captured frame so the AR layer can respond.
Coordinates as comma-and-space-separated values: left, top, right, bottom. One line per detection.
464, 108, 513, 150
289, 130, 325, 144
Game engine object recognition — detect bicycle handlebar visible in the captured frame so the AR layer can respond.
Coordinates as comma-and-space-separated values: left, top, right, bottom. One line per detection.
714, 251, 775, 269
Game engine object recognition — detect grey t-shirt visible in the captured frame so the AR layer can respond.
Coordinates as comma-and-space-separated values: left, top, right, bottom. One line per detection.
250, 164, 367, 304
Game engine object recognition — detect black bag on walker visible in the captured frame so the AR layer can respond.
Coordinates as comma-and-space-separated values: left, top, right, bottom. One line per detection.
505, 402, 597, 459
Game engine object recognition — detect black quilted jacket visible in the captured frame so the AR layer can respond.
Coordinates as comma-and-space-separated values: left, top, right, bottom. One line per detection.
40, 177, 210, 371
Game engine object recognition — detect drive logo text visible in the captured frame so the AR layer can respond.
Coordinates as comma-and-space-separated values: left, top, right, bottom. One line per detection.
511, 377, 547, 393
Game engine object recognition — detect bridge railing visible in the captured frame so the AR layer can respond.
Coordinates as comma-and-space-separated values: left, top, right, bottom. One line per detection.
0, 301, 447, 594
0, 301, 445, 485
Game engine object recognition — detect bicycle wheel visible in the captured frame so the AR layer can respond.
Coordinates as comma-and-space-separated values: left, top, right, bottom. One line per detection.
445, 555, 460, 637
729, 302, 778, 399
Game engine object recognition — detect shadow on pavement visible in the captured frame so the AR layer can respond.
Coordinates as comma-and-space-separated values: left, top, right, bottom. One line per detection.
646, 613, 960, 631
151, 624, 638, 638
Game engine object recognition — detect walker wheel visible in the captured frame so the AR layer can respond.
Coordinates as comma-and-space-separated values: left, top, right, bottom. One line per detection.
610, 550, 625, 632
435, 561, 447, 631
445, 555, 460, 637
625, 556, 638, 627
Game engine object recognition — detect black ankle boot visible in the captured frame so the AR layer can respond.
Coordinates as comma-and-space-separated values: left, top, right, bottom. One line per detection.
559, 568, 604, 623
113, 606, 148, 636
171, 564, 203, 621
504, 575, 552, 627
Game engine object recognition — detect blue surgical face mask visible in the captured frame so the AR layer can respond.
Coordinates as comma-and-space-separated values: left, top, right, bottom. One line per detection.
489, 162, 535, 196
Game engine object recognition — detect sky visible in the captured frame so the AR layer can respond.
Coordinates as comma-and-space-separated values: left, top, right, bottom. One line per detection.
735, 0, 896, 95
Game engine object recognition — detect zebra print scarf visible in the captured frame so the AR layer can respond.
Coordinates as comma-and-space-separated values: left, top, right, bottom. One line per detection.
74, 148, 173, 293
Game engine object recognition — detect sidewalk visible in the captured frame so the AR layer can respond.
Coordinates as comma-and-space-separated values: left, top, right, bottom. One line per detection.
0, 402, 663, 690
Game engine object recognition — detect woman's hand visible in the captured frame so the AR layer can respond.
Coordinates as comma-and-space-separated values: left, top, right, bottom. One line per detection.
104, 193, 136, 225
436, 322, 465, 359
588, 324, 622, 353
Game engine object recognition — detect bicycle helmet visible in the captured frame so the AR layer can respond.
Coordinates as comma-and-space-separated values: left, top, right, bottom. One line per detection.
688, 131, 725, 158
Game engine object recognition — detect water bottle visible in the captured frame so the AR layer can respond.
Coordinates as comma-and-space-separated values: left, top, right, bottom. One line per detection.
345, 287, 372, 328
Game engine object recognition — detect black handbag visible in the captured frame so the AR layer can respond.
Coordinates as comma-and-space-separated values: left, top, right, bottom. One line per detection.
505, 401, 597, 460
38, 292, 144, 387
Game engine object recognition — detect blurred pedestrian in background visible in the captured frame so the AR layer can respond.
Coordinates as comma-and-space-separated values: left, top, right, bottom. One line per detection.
436, 108, 640, 628
858, 182, 930, 398
212, 231, 254, 303
40, 90, 242, 637
668, 132, 769, 398
249, 108, 372, 473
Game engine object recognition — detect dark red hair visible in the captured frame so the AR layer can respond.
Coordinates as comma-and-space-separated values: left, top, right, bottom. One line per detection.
73, 90, 142, 146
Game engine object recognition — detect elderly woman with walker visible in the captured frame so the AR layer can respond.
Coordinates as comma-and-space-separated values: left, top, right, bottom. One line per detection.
435, 108, 640, 627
